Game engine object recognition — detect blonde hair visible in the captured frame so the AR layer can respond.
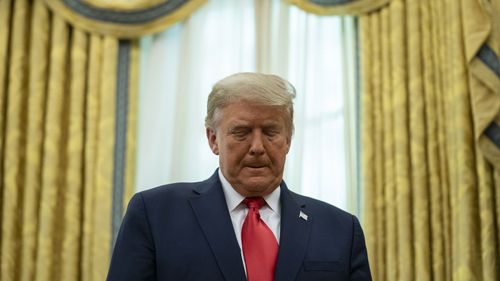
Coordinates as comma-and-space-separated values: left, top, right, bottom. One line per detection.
205, 72, 296, 136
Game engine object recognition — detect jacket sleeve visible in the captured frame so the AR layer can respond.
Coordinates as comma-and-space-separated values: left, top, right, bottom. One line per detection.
106, 193, 156, 281
350, 216, 372, 281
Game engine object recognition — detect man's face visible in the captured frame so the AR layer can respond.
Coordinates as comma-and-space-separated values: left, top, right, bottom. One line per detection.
206, 101, 291, 197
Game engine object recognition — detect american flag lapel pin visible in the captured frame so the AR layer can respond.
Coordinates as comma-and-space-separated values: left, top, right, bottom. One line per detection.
299, 211, 308, 221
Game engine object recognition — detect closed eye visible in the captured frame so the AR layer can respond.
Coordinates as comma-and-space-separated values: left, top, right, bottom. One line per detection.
265, 130, 279, 137
230, 127, 251, 139
264, 126, 282, 138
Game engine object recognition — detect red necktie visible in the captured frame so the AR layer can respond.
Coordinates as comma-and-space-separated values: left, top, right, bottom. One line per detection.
241, 197, 278, 281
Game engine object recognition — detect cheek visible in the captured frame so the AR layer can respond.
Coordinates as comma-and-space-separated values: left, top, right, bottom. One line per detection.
222, 142, 248, 160
271, 144, 290, 163
225, 140, 249, 152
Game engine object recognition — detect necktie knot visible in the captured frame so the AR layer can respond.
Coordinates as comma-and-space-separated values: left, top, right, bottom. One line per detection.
243, 197, 266, 210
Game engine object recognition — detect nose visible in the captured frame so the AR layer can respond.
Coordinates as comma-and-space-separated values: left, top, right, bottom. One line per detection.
249, 131, 265, 155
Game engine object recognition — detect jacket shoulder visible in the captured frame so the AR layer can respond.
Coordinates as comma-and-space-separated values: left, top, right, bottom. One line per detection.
139, 172, 219, 201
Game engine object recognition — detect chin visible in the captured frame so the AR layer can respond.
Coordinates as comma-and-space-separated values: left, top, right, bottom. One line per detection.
242, 179, 277, 195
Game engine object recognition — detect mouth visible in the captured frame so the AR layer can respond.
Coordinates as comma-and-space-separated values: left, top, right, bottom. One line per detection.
246, 163, 267, 168
244, 165, 268, 172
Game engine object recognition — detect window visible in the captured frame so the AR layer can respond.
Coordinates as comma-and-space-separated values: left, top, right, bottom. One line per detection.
135, 0, 360, 214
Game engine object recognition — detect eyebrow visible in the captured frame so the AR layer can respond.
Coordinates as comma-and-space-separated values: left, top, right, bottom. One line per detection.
261, 121, 283, 129
229, 120, 282, 127
227, 123, 284, 134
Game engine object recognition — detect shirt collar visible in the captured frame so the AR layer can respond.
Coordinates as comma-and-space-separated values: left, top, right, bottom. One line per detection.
218, 169, 281, 213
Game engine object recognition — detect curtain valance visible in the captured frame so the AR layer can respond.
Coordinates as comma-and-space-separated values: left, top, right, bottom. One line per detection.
40, 0, 395, 37
41, 0, 207, 38
284, 0, 391, 15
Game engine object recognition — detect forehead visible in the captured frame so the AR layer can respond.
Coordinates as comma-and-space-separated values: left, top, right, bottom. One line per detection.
219, 102, 288, 125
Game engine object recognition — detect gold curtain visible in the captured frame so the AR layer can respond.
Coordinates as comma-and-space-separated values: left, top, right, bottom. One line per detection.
360, 1, 499, 281
0, 0, 138, 280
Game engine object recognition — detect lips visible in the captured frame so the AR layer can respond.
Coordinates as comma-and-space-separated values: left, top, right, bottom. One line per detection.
246, 164, 267, 168
244, 166, 267, 175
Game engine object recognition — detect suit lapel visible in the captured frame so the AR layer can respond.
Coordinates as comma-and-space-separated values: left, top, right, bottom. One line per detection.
189, 172, 247, 281
275, 183, 311, 281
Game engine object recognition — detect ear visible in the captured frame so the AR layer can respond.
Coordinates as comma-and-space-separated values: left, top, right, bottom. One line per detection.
206, 128, 219, 155
285, 136, 291, 154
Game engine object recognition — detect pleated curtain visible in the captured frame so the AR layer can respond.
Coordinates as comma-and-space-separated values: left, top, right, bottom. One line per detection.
359, 0, 500, 281
0, 1, 138, 280
285, 1, 499, 279
0, 0, 205, 280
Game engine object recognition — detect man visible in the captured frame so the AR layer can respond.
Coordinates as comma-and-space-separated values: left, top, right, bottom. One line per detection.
107, 72, 372, 281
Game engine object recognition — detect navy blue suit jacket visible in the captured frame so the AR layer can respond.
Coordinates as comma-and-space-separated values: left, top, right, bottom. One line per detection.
107, 170, 372, 281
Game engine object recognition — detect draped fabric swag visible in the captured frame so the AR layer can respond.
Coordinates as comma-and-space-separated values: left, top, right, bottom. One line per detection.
285, 0, 390, 15
358, 0, 500, 281
42, 0, 207, 38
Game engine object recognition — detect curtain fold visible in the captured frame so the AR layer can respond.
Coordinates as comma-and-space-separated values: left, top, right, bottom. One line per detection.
0, 0, 139, 280
360, 0, 499, 281
21, 1, 49, 280
124, 40, 139, 212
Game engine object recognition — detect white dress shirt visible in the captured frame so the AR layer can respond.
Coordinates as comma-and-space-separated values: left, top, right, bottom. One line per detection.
218, 169, 281, 270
